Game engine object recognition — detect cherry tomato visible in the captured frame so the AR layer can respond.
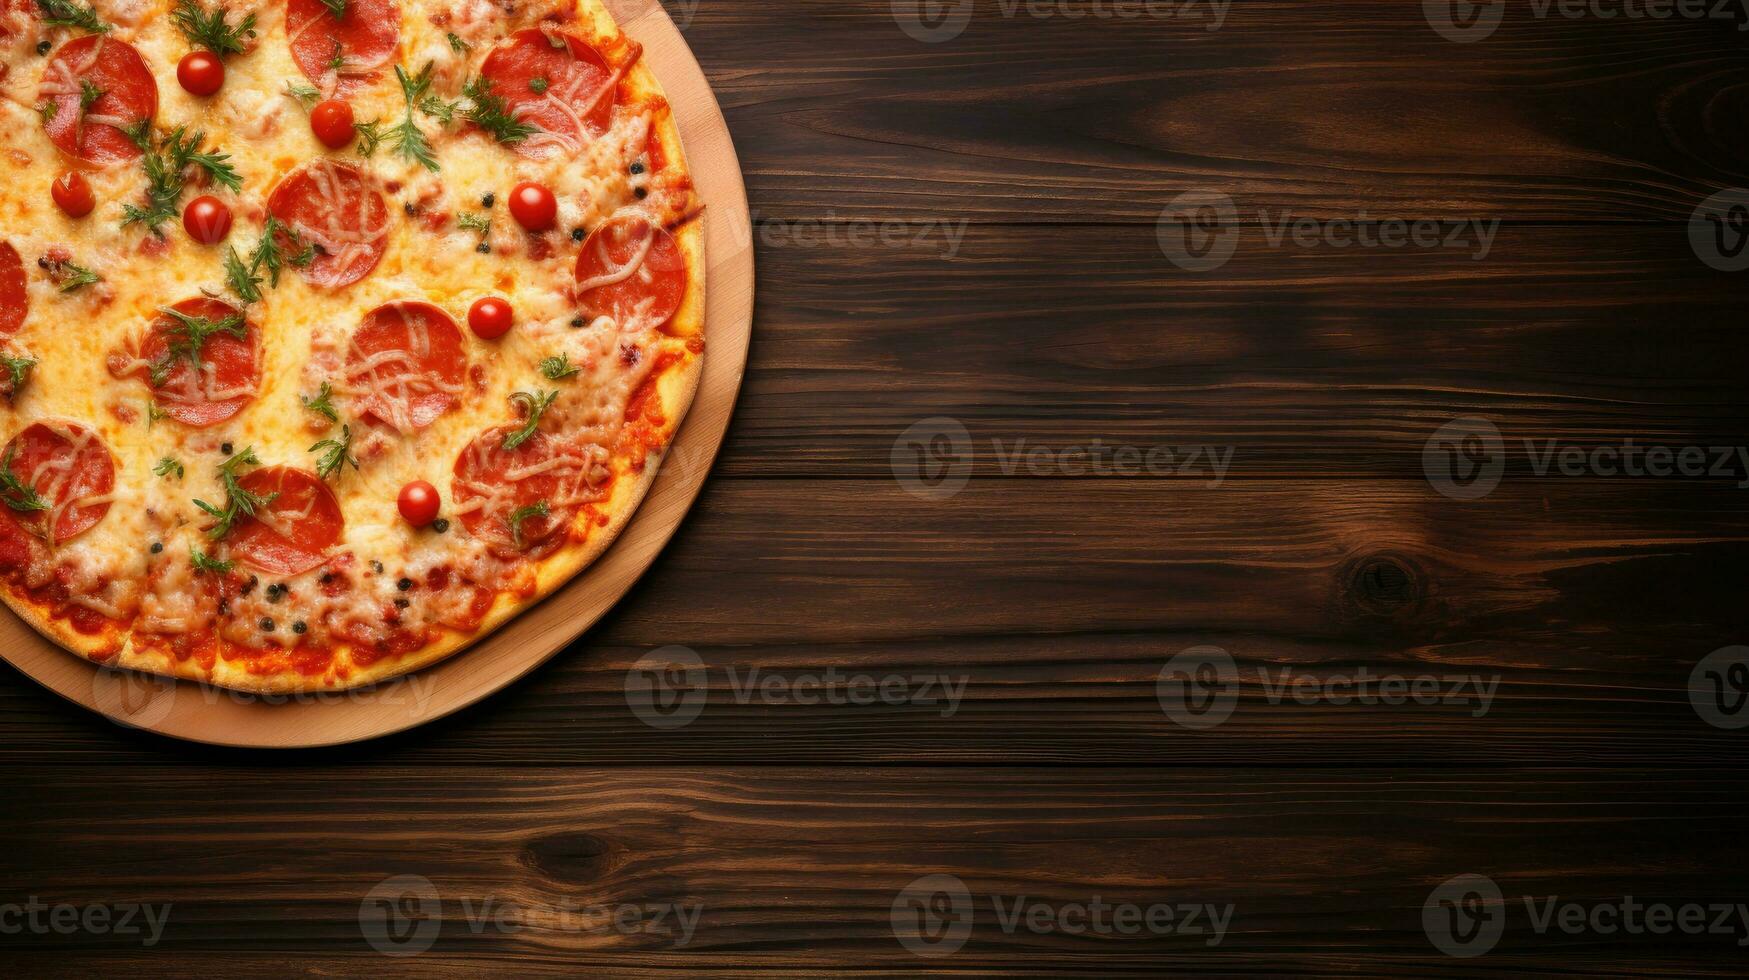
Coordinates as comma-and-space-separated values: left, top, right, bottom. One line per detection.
310, 99, 356, 149
177, 51, 225, 97
397, 480, 441, 527
51, 172, 95, 218
468, 297, 514, 339
508, 181, 557, 232
182, 195, 233, 245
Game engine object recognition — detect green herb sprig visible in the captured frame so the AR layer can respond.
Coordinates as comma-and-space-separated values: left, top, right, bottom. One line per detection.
192, 447, 276, 539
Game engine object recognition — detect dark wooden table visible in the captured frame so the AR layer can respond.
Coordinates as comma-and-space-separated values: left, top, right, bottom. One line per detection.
6, 1, 1749, 974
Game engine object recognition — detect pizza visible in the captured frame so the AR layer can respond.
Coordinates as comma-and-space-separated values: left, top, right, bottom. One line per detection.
0, 0, 705, 693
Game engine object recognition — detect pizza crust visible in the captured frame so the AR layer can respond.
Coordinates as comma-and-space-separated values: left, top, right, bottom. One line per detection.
0, 0, 707, 693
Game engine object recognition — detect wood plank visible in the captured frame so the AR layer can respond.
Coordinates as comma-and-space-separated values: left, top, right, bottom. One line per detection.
715, 223, 1749, 478
2, 478, 1742, 765
0, 767, 1744, 974
688, 0, 1749, 221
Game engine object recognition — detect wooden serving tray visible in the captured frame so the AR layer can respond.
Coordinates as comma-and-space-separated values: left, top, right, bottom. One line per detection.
0, 0, 753, 748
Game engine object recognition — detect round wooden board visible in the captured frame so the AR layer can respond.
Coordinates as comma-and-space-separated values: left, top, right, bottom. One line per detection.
0, 0, 753, 748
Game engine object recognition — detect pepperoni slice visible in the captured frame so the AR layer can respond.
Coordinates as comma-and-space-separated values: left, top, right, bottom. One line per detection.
39, 36, 157, 166
343, 301, 467, 433
0, 241, 25, 337
479, 29, 616, 155
574, 214, 687, 332
267, 162, 391, 289
0, 421, 116, 546
114, 298, 261, 428
285, 0, 400, 96
452, 428, 599, 555
227, 466, 344, 575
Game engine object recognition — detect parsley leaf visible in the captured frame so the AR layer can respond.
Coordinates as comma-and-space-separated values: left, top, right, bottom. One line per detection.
150, 306, 246, 386
78, 79, 104, 113
506, 500, 549, 549
35, 0, 109, 33
539, 353, 579, 380
171, 0, 256, 57
309, 424, 358, 481
0, 446, 49, 514
56, 262, 101, 293
121, 126, 241, 238
462, 75, 537, 145
503, 389, 559, 450
389, 64, 440, 172
190, 546, 233, 574
446, 32, 469, 53
1, 354, 35, 394
284, 81, 321, 108
155, 456, 185, 479
300, 382, 340, 423
192, 446, 276, 540
353, 119, 385, 157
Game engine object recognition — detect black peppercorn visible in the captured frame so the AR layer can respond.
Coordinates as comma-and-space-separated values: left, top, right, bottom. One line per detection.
476, 242, 490, 254
569, 316, 584, 328
630, 161, 645, 175
220, 442, 233, 455
397, 578, 413, 591
432, 518, 450, 534
266, 584, 285, 603
634, 187, 647, 200
403, 202, 417, 216
260, 618, 274, 632
394, 598, 410, 609
36, 40, 51, 56
293, 621, 307, 634
150, 542, 164, 554
371, 560, 384, 574
571, 227, 585, 242
481, 193, 495, 208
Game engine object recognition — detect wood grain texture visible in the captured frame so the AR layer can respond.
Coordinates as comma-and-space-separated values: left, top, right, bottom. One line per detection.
715, 223, 1749, 478
6, 0, 1748, 974
690, 0, 1749, 222
1, 478, 1743, 766
1, 768, 1746, 974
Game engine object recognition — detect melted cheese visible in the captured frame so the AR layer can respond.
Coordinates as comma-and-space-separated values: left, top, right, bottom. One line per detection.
0, 0, 700, 685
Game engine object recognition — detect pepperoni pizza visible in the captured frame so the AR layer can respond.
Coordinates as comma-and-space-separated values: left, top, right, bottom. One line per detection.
0, 0, 705, 692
